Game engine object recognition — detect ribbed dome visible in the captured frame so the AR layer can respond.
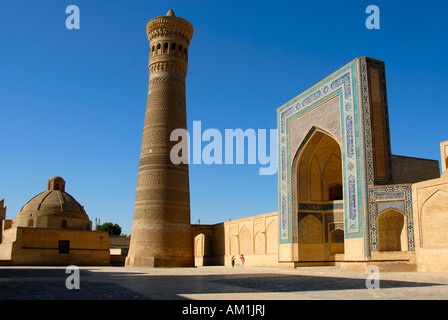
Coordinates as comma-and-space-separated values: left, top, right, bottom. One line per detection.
14, 176, 91, 230
19, 190, 87, 218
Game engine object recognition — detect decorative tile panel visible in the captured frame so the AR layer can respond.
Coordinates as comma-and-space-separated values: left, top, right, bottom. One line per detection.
368, 185, 414, 252
278, 58, 365, 244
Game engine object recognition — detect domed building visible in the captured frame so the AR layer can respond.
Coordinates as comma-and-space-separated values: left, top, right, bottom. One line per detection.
0, 177, 110, 266
13, 176, 92, 231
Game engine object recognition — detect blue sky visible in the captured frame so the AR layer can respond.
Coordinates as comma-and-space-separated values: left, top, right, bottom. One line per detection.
0, 0, 447, 235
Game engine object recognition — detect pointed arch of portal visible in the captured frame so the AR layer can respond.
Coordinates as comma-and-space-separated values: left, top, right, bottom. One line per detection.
290, 126, 342, 214
290, 126, 344, 262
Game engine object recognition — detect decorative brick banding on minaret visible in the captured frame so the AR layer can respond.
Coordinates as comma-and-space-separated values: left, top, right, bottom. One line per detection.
126, 9, 194, 268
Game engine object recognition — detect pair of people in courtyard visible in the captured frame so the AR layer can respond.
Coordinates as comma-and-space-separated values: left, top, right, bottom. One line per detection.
231, 254, 245, 267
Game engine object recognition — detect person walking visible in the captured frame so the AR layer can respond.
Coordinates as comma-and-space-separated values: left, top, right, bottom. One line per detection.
240, 254, 245, 268
231, 255, 235, 267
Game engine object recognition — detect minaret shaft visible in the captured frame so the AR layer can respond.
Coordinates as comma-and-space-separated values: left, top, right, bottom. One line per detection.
126, 10, 194, 268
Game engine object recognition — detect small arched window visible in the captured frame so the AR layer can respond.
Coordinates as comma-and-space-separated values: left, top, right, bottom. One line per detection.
28, 219, 34, 227
61, 220, 67, 229
331, 229, 344, 243
328, 184, 343, 201
163, 42, 169, 53
171, 43, 176, 51
178, 45, 183, 56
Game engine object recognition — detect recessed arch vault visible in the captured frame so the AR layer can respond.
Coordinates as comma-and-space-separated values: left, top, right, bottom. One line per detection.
290, 127, 344, 261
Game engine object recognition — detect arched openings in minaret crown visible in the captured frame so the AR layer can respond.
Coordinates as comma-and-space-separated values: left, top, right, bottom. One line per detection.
150, 40, 188, 58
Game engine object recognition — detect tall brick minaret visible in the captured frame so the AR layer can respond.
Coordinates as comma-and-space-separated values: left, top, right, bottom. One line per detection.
126, 9, 194, 267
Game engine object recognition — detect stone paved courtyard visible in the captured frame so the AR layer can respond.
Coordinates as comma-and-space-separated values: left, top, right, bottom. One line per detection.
1, 265, 448, 301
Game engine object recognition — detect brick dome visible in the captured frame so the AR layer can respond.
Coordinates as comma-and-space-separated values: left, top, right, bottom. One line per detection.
13, 176, 92, 230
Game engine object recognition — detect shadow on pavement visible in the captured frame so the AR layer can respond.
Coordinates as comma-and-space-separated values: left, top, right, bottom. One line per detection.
0, 267, 445, 300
